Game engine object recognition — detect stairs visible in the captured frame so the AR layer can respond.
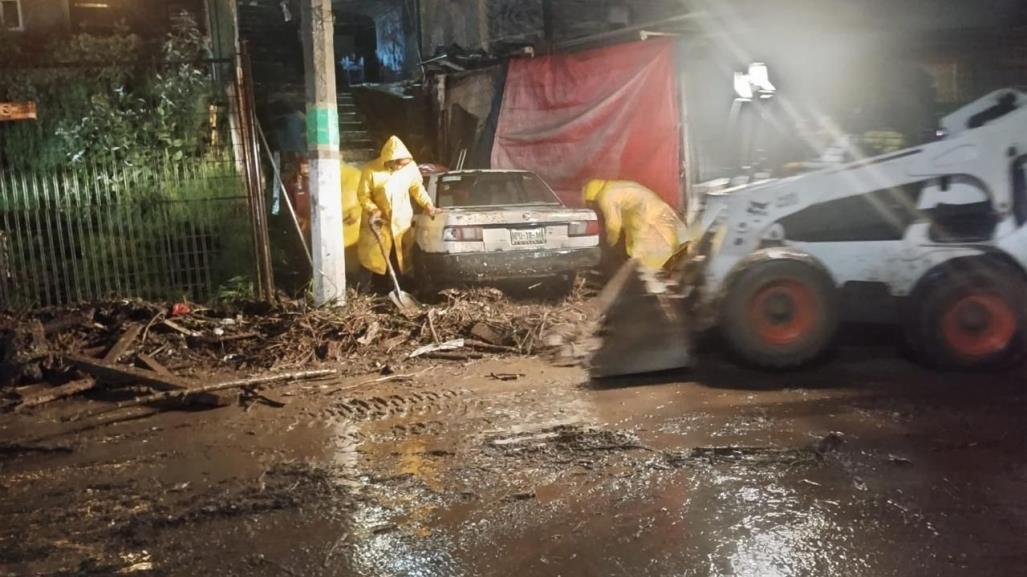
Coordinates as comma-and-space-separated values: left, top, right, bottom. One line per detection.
237, 0, 380, 164
338, 92, 379, 164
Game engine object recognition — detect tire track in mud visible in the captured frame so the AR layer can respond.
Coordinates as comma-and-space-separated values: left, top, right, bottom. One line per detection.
322, 389, 478, 448
320, 379, 598, 461
325, 388, 470, 423
327, 420, 450, 448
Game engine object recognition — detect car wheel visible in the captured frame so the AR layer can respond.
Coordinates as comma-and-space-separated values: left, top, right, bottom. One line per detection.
906, 262, 1026, 370
720, 259, 839, 369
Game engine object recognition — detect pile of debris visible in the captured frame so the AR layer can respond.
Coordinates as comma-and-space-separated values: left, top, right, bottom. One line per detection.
0, 287, 593, 414
253, 287, 591, 368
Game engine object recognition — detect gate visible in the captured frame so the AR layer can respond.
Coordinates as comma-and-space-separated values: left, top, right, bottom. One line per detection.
0, 53, 273, 309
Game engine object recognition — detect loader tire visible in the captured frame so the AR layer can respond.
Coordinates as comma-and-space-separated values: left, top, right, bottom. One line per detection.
906, 262, 1026, 370
721, 259, 839, 369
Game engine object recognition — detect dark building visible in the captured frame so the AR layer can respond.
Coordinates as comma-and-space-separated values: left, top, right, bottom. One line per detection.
1, 0, 207, 39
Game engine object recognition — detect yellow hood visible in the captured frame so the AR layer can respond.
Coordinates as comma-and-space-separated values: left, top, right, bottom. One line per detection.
583, 179, 608, 203
380, 136, 413, 163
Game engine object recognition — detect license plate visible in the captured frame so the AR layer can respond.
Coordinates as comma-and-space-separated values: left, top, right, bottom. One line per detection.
510, 228, 546, 246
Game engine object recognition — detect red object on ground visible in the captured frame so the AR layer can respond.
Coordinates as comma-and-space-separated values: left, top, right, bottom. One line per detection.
171, 303, 192, 317
491, 39, 682, 208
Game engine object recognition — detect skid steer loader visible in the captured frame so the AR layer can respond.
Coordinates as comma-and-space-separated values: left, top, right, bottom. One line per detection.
591, 89, 1027, 377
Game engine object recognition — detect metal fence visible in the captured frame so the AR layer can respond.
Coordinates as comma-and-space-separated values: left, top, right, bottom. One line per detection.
0, 53, 273, 309
0, 156, 252, 308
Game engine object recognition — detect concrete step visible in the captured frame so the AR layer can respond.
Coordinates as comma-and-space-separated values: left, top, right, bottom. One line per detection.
342, 139, 376, 150
343, 149, 379, 163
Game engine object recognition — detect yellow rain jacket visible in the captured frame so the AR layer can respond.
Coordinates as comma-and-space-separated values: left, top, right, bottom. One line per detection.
357, 136, 433, 275
341, 162, 362, 248
583, 179, 684, 270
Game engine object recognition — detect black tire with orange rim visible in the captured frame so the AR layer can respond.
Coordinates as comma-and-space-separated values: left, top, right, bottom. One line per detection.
721, 259, 839, 369
906, 261, 1026, 370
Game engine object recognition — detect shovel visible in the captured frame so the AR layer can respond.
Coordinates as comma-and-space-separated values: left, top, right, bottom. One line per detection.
369, 221, 421, 316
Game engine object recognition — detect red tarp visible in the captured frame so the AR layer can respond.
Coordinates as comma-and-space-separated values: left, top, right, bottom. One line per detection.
491, 39, 681, 208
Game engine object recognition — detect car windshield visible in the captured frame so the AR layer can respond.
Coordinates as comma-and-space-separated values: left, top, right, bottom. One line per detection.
434, 173, 561, 208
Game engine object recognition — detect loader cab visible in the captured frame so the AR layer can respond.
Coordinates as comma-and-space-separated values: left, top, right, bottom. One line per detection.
917, 176, 1000, 243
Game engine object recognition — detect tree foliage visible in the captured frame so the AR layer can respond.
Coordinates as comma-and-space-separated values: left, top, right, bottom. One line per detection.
0, 12, 214, 170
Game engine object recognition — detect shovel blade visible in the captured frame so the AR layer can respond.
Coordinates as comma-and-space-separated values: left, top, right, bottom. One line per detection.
588, 260, 694, 378
390, 290, 422, 317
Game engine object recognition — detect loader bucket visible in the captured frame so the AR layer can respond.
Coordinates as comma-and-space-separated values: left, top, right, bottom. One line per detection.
588, 260, 694, 378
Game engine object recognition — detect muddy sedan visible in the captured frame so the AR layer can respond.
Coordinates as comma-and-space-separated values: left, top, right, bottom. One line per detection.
412, 170, 601, 289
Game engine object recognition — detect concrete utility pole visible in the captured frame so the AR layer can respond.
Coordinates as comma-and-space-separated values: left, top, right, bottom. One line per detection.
301, 0, 346, 305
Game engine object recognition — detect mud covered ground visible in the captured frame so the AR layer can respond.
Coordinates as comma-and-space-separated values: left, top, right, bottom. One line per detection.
2, 333, 1025, 577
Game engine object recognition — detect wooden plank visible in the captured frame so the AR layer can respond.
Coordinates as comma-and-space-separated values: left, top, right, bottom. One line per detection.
187, 331, 260, 346
425, 351, 485, 361
66, 353, 204, 392
0, 102, 37, 122
162, 319, 200, 338
15, 378, 97, 412
12, 383, 52, 398
136, 353, 172, 375
69, 369, 337, 422
465, 339, 518, 353
104, 324, 142, 362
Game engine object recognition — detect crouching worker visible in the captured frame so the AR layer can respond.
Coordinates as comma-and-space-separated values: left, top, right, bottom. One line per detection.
357, 136, 437, 289
582, 179, 685, 273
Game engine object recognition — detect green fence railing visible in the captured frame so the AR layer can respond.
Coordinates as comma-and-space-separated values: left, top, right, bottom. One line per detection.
0, 156, 254, 309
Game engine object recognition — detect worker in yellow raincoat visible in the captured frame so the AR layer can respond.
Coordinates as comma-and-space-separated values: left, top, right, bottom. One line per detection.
582, 179, 684, 271
357, 136, 437, 279
341, 162, 363, 248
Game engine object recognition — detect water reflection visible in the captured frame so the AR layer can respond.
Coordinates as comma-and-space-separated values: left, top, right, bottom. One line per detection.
708, 471, 858, 577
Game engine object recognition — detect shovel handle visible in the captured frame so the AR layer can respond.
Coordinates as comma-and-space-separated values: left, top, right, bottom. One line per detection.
368, 224, 405, 295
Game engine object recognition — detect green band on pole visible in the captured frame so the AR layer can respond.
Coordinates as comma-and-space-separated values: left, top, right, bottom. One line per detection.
306, 105, 340, 147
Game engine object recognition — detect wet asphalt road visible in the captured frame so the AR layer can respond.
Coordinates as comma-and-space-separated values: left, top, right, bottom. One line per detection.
1, 345, 1025, 577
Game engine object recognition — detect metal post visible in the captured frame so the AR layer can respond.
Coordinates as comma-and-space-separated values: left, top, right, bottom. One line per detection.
301, 0, 346, 306
242, 46, 276, 299
235, 47, 275, 301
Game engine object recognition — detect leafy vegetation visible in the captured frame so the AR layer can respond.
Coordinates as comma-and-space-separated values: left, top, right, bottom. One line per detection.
0, 13, 258, 307
0, 13, 214, 169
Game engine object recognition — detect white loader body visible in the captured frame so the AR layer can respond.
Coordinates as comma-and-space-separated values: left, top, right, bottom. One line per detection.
591, 89, 1027, 376
695, 89, 1027, 324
